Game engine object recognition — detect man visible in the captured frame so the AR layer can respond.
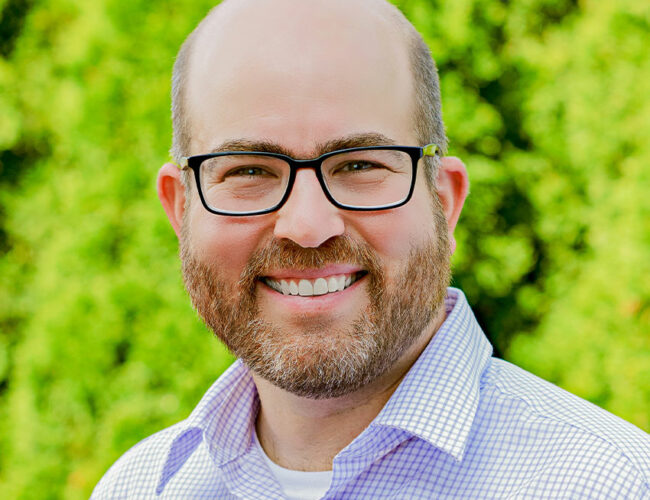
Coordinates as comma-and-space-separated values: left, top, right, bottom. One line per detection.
93, 0, 650, 498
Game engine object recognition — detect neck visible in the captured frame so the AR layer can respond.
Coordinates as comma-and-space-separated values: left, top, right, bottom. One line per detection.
253, 306, 446, 472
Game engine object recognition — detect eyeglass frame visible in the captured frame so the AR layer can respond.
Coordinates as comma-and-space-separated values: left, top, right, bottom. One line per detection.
179, 143, 440, 216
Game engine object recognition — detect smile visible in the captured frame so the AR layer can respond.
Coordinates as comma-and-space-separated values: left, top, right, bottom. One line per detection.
262, 272, 366, 297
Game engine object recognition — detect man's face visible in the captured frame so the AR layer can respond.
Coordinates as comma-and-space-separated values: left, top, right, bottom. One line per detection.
177, 0, 451, 398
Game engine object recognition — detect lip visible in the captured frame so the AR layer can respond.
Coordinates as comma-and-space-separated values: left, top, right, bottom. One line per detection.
262, 264, 364, 280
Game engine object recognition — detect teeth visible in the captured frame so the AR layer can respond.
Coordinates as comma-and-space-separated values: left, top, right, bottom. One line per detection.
265, 273, 360, 296
298, 279, 313, 296
313, 278, 328, 295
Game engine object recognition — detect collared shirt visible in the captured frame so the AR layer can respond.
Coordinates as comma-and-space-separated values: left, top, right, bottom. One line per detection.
92, 288, 650, 499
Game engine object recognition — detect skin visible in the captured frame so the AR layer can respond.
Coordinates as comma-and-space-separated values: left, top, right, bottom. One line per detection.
157, 0, 468, 472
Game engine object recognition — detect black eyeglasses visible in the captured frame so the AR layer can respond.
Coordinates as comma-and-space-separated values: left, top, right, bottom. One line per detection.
180, 144, 439, 216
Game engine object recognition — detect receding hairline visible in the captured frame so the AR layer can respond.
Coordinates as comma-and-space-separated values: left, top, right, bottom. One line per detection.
190, 0, 418, 62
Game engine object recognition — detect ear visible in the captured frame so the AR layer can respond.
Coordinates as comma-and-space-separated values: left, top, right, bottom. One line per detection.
435, 156, 469, 255
157, 162, 187, 239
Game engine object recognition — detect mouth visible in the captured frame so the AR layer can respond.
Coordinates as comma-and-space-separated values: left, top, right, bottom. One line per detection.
261, 271, 367, 297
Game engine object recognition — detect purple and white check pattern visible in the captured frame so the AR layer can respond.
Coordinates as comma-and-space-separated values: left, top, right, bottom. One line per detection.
93, 288, 650, 499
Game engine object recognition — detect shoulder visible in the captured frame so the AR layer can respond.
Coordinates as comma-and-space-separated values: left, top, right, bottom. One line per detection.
480, 357, 650, 491
91, 361, 250, 498
91, 421, 194, 499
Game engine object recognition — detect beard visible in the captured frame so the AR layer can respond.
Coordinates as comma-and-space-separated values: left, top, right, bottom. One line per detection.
180, 198, 451, 399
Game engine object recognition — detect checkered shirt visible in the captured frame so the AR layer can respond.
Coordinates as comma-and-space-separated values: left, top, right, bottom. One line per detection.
92, 288, 650, 499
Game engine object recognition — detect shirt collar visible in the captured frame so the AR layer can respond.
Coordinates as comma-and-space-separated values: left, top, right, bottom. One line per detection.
156, 359, 258, 493
157, 287, 492, 492
370, 287, 492, 462
190, 358, 259, 465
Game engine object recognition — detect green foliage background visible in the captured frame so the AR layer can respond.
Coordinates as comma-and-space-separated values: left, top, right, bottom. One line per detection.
0, 0, 648, 497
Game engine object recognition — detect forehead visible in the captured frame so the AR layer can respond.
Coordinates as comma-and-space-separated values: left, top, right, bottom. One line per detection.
185, 0, 416, 156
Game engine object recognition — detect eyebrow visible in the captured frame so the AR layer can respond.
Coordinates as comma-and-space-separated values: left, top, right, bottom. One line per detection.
207, 132, 399, 158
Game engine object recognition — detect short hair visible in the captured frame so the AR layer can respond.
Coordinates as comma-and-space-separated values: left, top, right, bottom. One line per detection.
170, 2, 447, 189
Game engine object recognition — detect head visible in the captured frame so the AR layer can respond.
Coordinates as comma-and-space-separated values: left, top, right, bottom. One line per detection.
158, 0, 468, 398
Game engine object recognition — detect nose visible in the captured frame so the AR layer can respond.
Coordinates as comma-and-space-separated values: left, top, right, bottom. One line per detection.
273, 169, 345, 248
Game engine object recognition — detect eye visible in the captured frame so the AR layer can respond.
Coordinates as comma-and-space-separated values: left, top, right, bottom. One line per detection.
224, 166, 275, 178
335, 161, 383, 173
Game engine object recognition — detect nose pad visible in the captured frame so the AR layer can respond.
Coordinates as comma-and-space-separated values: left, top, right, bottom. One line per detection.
273, 169, 345, 248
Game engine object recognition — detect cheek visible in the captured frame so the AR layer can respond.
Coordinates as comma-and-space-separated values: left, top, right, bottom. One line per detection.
352, 191, 437, 263
187, 203, 271, 279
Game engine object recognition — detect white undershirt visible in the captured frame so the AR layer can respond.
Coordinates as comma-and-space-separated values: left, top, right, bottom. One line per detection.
253, 432, 333, 500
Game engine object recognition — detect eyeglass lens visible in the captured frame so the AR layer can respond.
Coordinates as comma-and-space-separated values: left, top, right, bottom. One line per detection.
198, 149, 413, 213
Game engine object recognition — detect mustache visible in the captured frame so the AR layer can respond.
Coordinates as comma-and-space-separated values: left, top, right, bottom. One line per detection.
239, 235, 382, 285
